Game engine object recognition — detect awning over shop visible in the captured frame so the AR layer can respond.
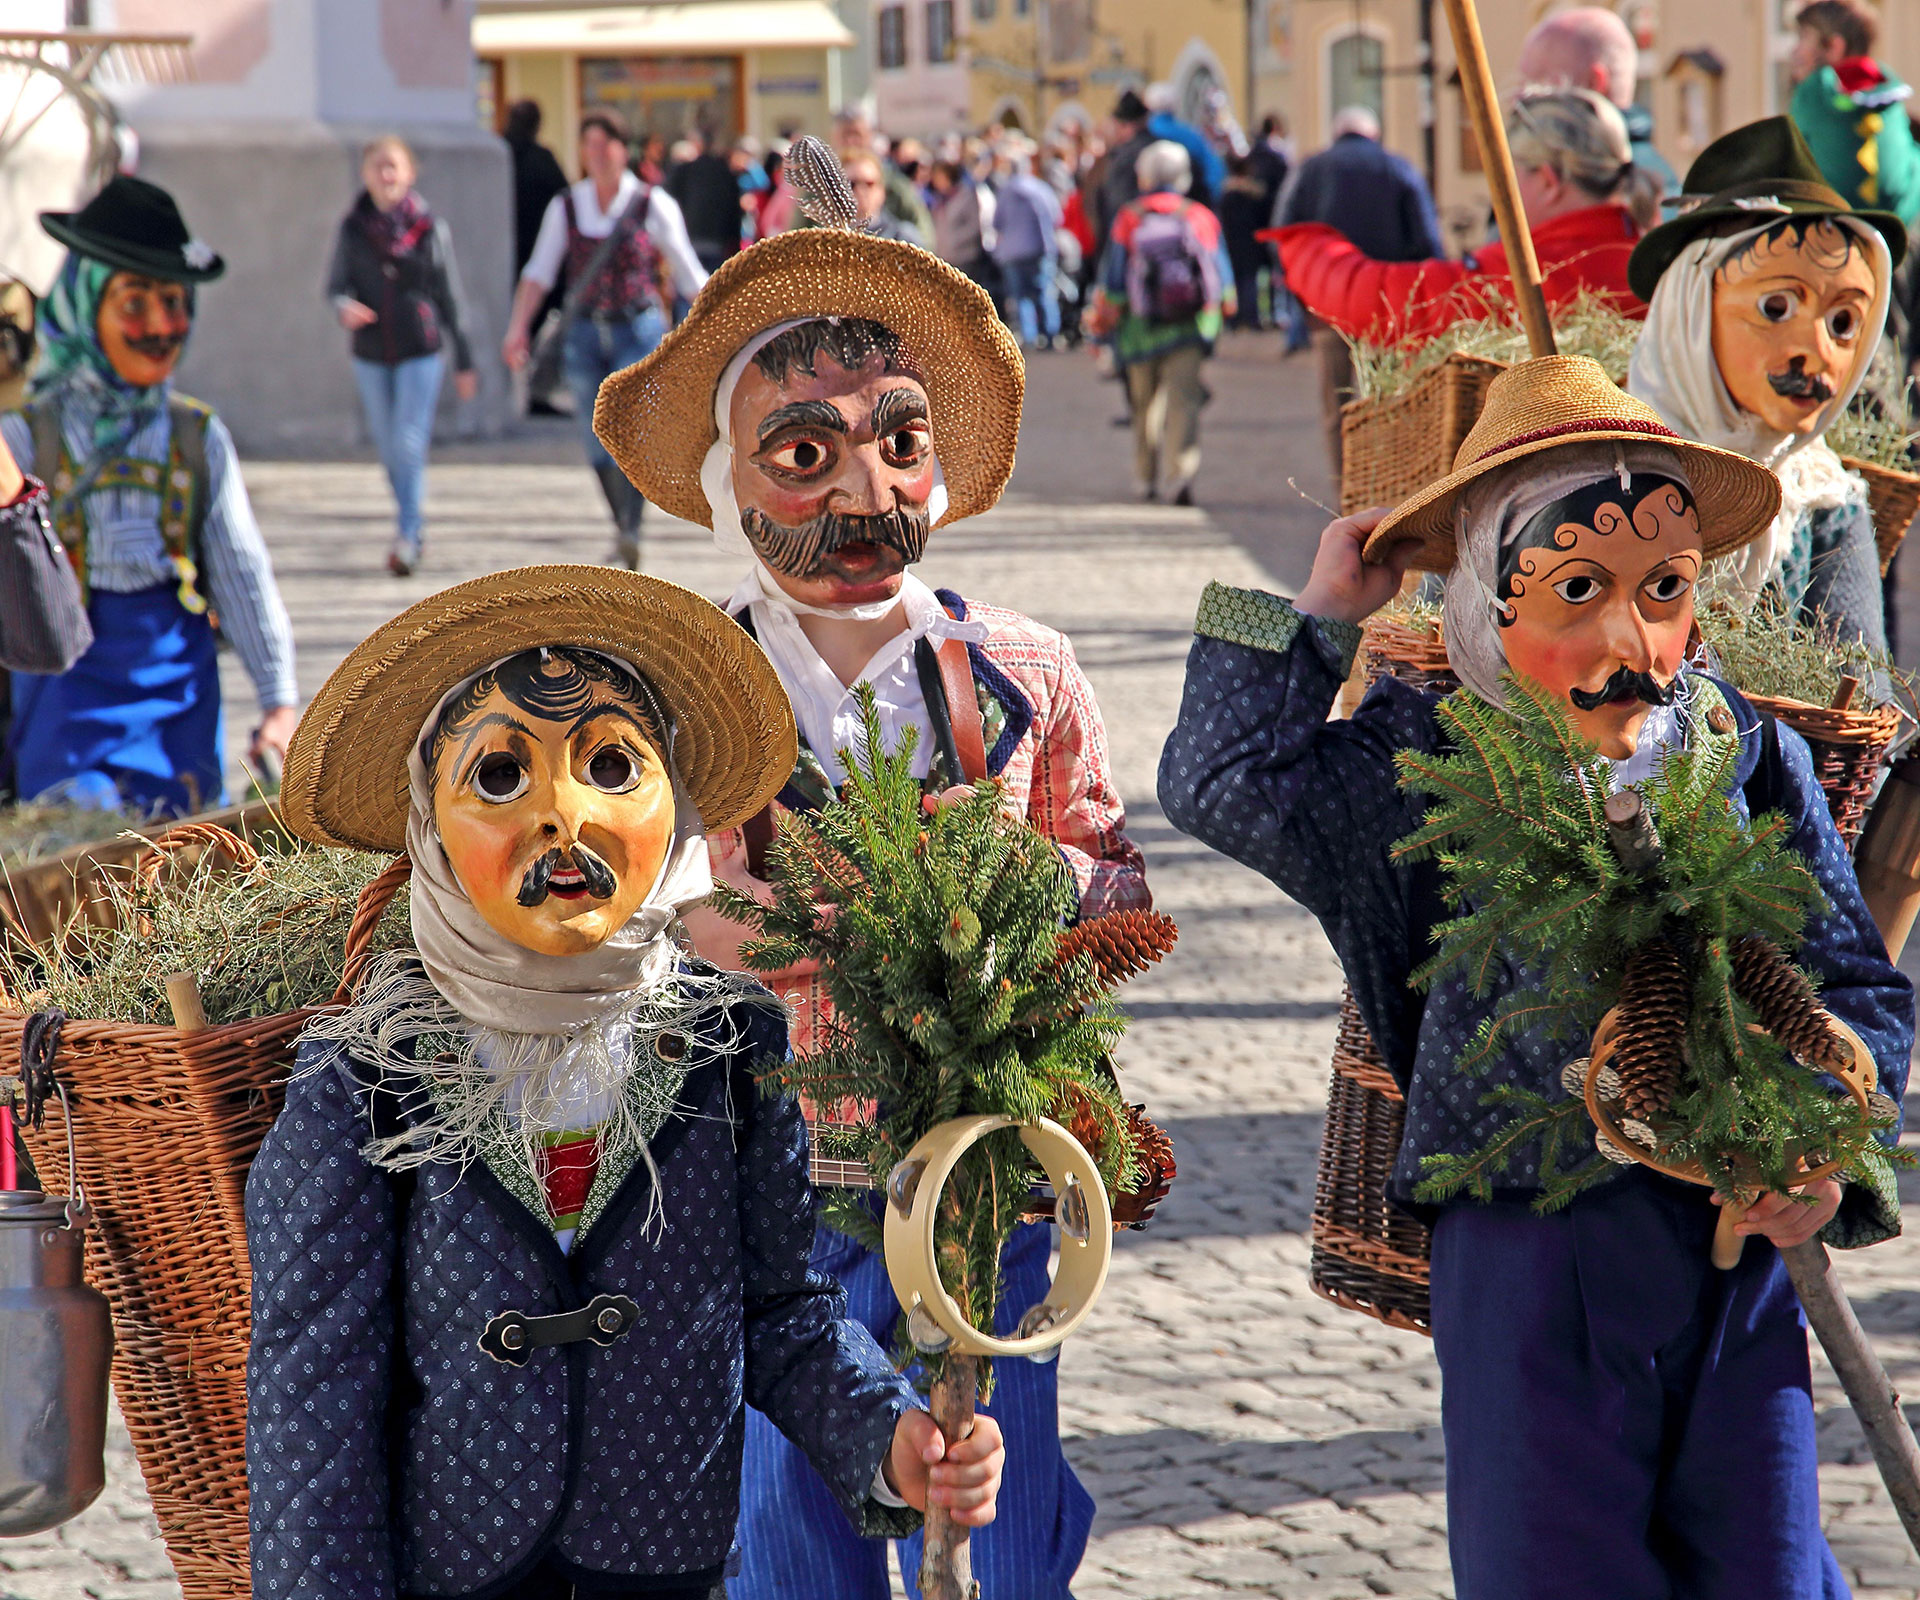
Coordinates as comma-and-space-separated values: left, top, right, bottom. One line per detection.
473, 2, 855, 55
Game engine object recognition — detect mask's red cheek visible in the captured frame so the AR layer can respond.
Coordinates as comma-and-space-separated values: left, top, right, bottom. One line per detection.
438, 811, 528, 910
1500, 624, 1598, 700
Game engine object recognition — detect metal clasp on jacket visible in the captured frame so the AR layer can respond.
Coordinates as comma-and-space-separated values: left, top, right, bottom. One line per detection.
479, 1293, 641, 1366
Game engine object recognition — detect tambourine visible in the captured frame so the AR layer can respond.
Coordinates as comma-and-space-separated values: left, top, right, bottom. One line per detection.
1583, 1005, 1877, 1269
882, 1114, 1112, 1360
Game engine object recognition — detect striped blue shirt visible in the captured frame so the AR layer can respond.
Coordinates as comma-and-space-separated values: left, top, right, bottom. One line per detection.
1, 399, 298, 709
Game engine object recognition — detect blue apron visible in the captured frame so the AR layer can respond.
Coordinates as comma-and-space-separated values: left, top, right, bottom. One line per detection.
9, 582, 226, 817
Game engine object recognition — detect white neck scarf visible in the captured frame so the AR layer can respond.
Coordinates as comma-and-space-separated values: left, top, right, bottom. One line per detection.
402, 656, 715, 1036
1626, 218, 1889, 607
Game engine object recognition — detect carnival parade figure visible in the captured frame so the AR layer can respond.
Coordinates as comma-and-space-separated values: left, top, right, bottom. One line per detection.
247, 566, 1004, 1600
595, 138, 1148, 1599
0, 176, 299, 814
1160, 355, 1912, 1597
1627, 116, 1904, 650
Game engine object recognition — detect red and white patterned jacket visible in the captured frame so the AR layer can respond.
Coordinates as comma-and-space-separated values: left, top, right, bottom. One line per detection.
683, 589, 1150, 1056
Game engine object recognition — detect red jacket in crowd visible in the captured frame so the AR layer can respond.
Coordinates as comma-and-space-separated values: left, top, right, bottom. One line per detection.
1267, 202, 1646, 346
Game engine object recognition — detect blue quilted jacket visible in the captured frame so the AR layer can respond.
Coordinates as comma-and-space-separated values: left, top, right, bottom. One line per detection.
1158, 585, 1913, 1243
245, 984, 918, 1599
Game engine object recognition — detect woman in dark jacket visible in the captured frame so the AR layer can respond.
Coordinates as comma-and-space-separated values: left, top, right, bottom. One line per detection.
327, 136, 477, 576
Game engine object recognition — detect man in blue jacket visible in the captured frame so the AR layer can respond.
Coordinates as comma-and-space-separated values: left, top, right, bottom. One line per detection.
249, 565, 1005, 1600
1160, 357, 1912, 1597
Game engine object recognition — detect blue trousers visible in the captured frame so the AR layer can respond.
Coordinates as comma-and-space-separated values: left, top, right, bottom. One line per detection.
9, 581, 224, 816
999, 256, 1060, 348
563, 309, 667, 474
730, 1220, 1092, 1599
352, 352, 444, 552
1431, 1171, 1848, 1600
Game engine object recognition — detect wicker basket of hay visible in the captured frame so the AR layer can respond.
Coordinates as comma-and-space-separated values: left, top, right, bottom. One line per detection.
9, 828, 411, 1600
1339, 353, 1505, 516
1839, 456, 1920, 575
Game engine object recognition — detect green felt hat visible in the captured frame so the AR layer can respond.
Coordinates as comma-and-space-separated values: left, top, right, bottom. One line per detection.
1627, 116, 1905, 302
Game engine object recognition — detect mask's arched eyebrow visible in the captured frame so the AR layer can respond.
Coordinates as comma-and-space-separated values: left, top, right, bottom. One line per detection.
872, 385, 929, 435
757, 399, 850, 442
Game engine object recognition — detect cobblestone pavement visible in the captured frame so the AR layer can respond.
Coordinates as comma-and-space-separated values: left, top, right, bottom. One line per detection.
9, 339, 1920, 1597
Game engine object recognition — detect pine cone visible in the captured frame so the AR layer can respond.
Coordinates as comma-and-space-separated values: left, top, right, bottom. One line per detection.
1054, 909, 1178, 989
1729, 935, 1849, 1071
1613, 939, 1691, 1120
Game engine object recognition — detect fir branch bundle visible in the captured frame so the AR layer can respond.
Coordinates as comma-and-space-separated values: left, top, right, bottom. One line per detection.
712, 686, 1158, 1389
1398, 677, 1899, 1212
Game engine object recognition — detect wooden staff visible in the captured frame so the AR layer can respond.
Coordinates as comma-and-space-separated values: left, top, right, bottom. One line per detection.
1438, 0, 1557, 359
919, 1355, 981, 1600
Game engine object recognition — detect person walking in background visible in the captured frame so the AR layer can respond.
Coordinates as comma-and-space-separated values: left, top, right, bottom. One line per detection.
994, 145, 1064, 349
1092, 89, 1155, 268
929, 156, 997, 292
503, 100, 567, 277
1144, 83, 1224, 210
668, 128, 748, 273
1790, 0, 1920, 226
1220, 153, 1272, 328
1090, 140, 1234, 505
1517, 7, 1676, 219
753, 142, 796, 240
502, 111, 706, 569
833, 107, 935, 240
1271, 105, 1446, 474
842, 152, 927, 245
327, 136, 477, 578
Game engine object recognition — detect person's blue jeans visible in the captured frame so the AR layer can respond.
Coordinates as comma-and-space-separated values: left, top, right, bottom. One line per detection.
351, 352, 444, 554
564, 307, 668, 471
1000, 256, 1060, 348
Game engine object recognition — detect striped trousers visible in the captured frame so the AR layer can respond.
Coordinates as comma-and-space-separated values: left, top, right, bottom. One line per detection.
730, 1219, 1093, 1599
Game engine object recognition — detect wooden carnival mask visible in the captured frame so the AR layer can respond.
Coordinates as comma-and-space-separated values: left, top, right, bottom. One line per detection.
727, 317, 937, 607
1711, 219, 1875, 439
97, 271, 192, 389
1497, 474, 1704, 759
426, 649, 677, 957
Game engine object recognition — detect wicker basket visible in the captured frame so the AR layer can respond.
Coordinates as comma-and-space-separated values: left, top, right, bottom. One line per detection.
1339, 353, 1505, 515
1745, 691, 1902, 847
1841, 455, 1920, 575
13, 837, 410, 1600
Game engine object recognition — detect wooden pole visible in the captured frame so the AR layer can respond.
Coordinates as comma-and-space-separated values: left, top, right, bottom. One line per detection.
164, 972, 208, 1035
1437, 0, 1557, 359
918, 1354, 981, 1600
1783, 1239, 1920, 1553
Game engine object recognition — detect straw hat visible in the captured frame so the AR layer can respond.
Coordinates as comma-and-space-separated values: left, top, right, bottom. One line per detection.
281, 566, 798, 854
592, 146, 1024, 530
1364, 356, 1783, 571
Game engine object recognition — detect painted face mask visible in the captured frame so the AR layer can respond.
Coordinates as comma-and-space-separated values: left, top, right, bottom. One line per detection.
1710, 220, 1876, 440
427, 649, 678, 958
1493, 473, 1705, 759
95, 271, 193, 389
726, 318, 938, 606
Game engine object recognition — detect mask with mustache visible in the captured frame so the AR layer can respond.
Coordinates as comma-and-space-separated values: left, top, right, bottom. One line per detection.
1569, 666, 1679, 711
740, 503, 932, 581
1766, 357, 1835, 403
517, 842, 620, 905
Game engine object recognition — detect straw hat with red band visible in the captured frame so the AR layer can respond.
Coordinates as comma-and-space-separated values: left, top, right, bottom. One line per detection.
1363, 355, 1783, 571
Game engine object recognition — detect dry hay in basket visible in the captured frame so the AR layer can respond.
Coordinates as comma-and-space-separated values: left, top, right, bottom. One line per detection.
1348, 289, 1642, 403
1697, 600, 1915, 716
4, 839, 411, 1025
0, 799, 146, 869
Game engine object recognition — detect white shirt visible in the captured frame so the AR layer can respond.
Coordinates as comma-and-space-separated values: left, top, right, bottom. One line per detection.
520, 173, 708, 302
727, 570, 988, 785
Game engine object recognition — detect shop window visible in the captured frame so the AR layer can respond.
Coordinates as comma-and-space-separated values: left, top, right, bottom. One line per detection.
973, 0, 996, 20
581, 55, 742, 142
928, 0, 957, 64
1326, 31, 1385, 133
878, 6, 909, 69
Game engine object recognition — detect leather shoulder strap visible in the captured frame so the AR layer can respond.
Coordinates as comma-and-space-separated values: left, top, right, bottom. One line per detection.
934, 633, 990, 782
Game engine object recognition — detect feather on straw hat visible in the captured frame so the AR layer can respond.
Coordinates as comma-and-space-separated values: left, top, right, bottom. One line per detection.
1364, 356, 1783, 571
592, 137, 1025, 530
281, 566, 797, 854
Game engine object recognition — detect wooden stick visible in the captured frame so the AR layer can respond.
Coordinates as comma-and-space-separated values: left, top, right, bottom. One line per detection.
164, 971, 208, 1035
918, 1353, 981, 1600
1438, 0, 1557, 359
1782, 1239, 1920, 1554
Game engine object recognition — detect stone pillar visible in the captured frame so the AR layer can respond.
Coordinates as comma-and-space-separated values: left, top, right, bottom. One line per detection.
101, 0, 512, 454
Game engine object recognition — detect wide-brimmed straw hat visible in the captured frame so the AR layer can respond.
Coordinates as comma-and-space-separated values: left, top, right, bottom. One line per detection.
592, 142, 1024, 530
281, 566, 797, 854
1364, 355, 1783, 570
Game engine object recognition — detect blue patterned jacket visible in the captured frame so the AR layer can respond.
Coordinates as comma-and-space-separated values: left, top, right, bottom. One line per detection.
1157, 584, 1913, 1242
245, 984, 918, 1600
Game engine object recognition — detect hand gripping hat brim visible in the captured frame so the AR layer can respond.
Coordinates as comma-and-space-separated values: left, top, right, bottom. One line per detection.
1364, 355, 1783, 571
592, 228, 1026, 528
281, 565, 798, 854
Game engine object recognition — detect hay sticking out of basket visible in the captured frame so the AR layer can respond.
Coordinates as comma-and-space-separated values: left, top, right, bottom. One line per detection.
0, 800, 147, 869
1349, 290, 1641, 402
7, 840, 411, 1026
1698, 600, 1914, 711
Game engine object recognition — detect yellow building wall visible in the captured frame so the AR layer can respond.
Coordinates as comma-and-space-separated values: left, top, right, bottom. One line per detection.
500, 52, 579, 175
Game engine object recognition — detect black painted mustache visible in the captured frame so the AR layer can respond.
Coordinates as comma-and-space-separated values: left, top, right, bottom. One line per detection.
123, 333, 186, 361
517, 843, 618, 905
1569, 667, 1678, 711
741, 503, 932, 580
1767, 360, 1835, 402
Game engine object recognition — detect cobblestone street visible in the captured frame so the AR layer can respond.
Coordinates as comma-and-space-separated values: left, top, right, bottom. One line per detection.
7, 339, 1920, 1596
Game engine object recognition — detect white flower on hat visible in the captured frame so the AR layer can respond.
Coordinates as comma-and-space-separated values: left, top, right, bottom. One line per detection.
182, 238, 215, 269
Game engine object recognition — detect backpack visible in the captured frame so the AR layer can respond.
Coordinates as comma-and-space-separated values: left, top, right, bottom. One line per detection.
1125, 201, 1219, 325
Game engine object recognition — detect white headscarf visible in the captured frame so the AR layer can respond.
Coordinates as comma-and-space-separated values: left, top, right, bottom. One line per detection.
1626, 216, 1889, 608
401, 653, 715, 1037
